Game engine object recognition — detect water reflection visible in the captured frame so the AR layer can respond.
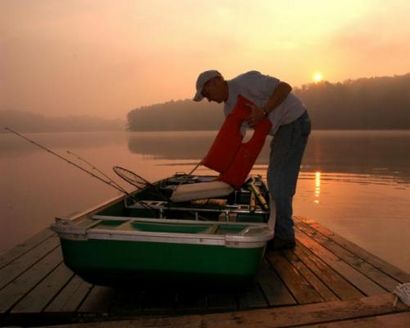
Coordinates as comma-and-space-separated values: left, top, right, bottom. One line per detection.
0, 131, 127, 158
127, 130, 410, 183
1, 130, 409, 273
314, 171, 321, 204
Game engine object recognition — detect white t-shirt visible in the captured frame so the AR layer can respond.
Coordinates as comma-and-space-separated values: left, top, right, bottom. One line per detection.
224, 71, 307, 135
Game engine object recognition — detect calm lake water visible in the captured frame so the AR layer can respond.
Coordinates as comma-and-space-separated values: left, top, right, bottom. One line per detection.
1, 130, 409, 273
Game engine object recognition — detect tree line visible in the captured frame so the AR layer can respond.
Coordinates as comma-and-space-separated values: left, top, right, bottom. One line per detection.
128, 73, 410, 130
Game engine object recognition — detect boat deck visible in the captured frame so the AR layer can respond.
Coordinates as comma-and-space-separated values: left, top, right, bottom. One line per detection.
1, 216, 409, 327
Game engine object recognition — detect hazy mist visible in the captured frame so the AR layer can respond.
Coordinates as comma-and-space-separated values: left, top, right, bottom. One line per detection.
2, 1, 410, 120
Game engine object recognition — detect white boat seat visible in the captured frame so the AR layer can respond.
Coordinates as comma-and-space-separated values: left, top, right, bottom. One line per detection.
170, 180, 234, 202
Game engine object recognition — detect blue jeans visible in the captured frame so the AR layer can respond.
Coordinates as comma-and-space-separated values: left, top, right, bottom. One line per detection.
267, 111, 311, 241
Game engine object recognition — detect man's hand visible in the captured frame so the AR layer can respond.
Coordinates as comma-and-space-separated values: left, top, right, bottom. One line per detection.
245, 103, 266, 128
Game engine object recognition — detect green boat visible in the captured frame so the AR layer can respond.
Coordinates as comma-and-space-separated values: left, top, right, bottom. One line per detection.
52, 174, 273, 287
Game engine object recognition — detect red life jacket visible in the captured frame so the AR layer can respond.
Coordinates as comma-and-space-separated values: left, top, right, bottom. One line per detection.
202, 95, 272, 189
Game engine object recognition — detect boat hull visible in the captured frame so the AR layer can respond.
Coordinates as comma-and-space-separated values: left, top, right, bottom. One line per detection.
60, 238, 265, 287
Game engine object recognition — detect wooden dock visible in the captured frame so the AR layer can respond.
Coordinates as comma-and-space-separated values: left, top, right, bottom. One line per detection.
1, 216, 409, 327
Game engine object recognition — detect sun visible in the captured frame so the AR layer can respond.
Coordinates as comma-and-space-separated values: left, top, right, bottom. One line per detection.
313, 72, 323, 83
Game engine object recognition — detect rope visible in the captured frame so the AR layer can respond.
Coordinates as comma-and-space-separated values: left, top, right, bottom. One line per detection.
393, 283, 410, 306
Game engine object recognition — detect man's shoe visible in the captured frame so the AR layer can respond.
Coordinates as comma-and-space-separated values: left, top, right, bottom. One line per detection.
267, 237, 296, 251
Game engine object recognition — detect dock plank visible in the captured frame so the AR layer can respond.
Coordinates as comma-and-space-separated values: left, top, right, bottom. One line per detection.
294, 243, 364, 300
0, 236, 60, 290
257, 259, 296, 306
299, 311, 410, 328
295, 216, 410, 283
296, 230, 387, 296
1, 215, 408, 326
77, 286, 115, 313
283, 249, 339, 302
11, 262, 74, 313
142, 289, 178, 315
43, 293, 410, 328
295, 218, 401, 292
0, 247, 62, 313
109, 289, 144, 315
163, 293, 408, 327
237, 284, 268, 310
45, 275, 92, 312
267, 250, 323, 304
175, 289, 207, 314
0, 229, 54, 270
206, 291, 237, 312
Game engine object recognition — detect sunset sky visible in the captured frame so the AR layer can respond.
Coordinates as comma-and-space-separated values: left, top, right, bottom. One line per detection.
1, 0, 410, 119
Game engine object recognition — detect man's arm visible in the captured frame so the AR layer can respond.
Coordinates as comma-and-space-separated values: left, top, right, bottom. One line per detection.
246, 81, 292, 127
262, 81, 292, 115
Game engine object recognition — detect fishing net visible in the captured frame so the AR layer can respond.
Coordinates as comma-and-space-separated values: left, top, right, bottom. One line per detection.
113, 166, 170, 201
113, 166, 153, 189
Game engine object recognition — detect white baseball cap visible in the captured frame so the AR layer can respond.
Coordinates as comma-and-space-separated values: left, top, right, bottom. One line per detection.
193, 70, 222, 101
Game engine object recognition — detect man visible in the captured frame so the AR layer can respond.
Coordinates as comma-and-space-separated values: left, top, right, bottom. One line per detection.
193, 70, 311, 250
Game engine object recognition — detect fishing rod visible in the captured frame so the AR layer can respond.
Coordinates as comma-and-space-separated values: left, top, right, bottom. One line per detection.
66, 151, 169, 204
4, 127, 146, 205
5, 127, 211, 220
65, 151, 169, 210
66, 150, 127, 193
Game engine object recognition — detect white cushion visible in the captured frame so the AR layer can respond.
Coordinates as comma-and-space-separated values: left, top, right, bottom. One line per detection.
170, 181, 234, 202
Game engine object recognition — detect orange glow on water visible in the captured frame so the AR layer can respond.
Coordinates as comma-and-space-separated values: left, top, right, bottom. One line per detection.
314, 171, 321, 204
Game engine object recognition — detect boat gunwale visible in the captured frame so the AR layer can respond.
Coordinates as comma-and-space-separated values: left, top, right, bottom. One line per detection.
53, 217, 273, 248
91, 215, 269, 226
85, 230, 269, 248
58, 193, 125, 223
